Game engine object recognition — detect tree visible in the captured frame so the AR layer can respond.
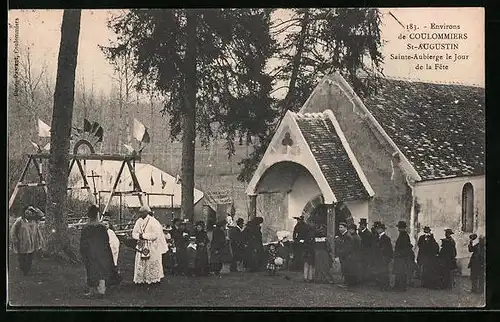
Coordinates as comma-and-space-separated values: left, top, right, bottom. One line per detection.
45, 9, 82, 262
237, 8, 385, 182
102, 41, 137, 153
102, 9, 277, 222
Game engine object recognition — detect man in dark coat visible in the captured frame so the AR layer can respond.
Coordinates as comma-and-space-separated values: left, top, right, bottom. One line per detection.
170, 218, 187, 275
348, 223, 362, 285
357, 218, 374, 283
438, 229, 457, 289
230, 218, 246, 272
468, 234, 485, 294
292, 215, 308, 271
79, 205, 118, 297
417, 226, 440, 288
373, 223, 393, 291
371, 221, 382, 236
335, 222, 358, 287
244, 217, 264, 272
393, 221, 415, 291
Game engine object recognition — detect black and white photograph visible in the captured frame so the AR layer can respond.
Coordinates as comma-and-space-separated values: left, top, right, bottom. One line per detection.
7, 7, 485, 308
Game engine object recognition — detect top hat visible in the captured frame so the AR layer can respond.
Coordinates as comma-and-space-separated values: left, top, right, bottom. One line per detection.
372, 221, 382, 228
359, 218, 368, 225
338, 222, 347, 228
423, 226, 431, 233
444, 228, 454, 235
396, 221, 407, 229
236, 218, 244, 224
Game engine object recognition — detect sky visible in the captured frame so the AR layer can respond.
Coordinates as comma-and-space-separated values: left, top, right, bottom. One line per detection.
7, 7, 485, 98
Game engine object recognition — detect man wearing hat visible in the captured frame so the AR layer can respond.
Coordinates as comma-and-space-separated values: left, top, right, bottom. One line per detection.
357, 218, 374, 283
230, 218, 246, 272
468, 233, 485, 294
438, 228, 457, 289
373, 223, 393, 291
393, 221, 415, 291
170, 218, 187, 275
335, 222, 357, 287
371, 221, 382, 236
292, 215, 308, 271
79, 205, 116, 297
131, 205, 168, 285
417, 226, 439, 288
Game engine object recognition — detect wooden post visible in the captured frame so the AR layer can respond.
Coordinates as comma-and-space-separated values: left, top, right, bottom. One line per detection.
326, 204, 336, 257
8, 156, 33, 210
248, 195, 257, 221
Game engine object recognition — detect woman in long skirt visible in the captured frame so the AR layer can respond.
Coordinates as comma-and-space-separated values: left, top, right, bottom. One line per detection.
313, 237, 335, 284
195, 221, 210, 276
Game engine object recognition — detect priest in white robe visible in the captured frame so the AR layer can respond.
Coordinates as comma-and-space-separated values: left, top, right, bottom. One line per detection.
132, 205, 168, 285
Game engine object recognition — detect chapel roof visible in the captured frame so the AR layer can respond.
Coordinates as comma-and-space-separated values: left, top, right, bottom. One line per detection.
293, 112, 371, 201
356, 78, 485, 180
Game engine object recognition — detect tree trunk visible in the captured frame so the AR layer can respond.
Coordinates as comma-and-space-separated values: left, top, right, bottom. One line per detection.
281, 9, 310, 113
45, 9, 81, 263
181, 10, 198, 222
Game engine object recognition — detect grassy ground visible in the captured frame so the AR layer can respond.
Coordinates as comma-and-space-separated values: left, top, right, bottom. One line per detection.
8, 246, 485, 308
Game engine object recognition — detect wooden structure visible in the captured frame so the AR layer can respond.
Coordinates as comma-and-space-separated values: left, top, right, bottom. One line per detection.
8, 152, 145, 218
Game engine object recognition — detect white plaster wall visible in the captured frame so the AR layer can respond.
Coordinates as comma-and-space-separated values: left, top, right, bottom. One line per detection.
286, 173, 322, 231
345, 200, 369, 226
414, 175, 485, 275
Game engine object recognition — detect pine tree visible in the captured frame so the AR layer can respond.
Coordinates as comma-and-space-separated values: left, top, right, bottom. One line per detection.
237, 8, 384, 182
102, 9, 277, 222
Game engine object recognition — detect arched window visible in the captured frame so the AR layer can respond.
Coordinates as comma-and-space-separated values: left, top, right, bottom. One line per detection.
461, 183, 474, 233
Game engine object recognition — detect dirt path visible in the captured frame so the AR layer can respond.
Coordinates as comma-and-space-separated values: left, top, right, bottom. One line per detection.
7, 248, 485, 308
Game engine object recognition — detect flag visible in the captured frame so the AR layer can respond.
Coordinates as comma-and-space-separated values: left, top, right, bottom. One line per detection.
83, 118, 92, 132
95, 126, 104, 143
90, 121, 100, 135
38, 119, 51, 137
151, 173, 155, 186
123, 144, 135, 154
29, 140, 42, 152
161, 173, 167, 189
134, 118, 151, 143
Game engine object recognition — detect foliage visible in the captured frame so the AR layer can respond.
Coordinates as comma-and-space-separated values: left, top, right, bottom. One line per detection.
102, 9, 278, 155
237, 8, 385, 182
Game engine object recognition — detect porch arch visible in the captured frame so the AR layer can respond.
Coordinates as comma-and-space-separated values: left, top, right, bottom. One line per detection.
247, 159, 335, 204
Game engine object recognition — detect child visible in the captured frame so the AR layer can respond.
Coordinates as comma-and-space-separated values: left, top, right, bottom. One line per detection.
276, 236, 292, 271
266, 244, 282, 276
186, 236, 197, 276
163, 225, 177, 275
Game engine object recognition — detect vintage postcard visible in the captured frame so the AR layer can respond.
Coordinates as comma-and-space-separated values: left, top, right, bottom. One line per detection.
7, 8, 485, 308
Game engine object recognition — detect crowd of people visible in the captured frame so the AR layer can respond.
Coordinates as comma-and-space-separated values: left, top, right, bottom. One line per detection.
9, 204, 486, 299
290, 215, 485, 294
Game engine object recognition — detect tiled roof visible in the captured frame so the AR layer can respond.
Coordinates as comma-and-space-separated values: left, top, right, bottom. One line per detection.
294, 113, 370, 202
357, 78, 485, 180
